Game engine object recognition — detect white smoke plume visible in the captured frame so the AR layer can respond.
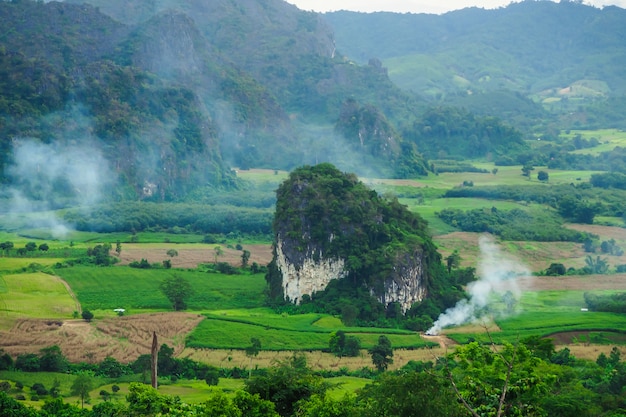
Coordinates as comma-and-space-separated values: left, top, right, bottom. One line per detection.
426, 234, 530, 335
2, 135, 113, 238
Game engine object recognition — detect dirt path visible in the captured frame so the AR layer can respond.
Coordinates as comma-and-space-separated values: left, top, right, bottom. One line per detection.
56, 275, 81, 314
420, 333, 458, 349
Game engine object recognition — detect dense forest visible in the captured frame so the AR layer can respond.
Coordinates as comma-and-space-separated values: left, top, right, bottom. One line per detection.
3, 0, 626, 210
326, 1, 626, 131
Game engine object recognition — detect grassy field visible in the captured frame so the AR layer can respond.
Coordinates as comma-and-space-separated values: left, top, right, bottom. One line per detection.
187, 311, 431, 351
0, 371, 371, 408
0, 272, 77, 319
0, 258, 65, 272
445, 290, 626, 344
56, 267, 267, 314
561, 129, 626, 155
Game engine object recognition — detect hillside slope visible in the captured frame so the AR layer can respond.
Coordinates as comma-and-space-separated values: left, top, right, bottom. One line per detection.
0, 0, 430, 207
324, 1, 626, 127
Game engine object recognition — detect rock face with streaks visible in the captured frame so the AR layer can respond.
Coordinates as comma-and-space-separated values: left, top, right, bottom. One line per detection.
267, 163, 440, 314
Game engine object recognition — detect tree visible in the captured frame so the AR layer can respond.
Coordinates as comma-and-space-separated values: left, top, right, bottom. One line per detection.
81, 310, 94, 322
245, 337, 262, 377
25, 242, 37, 252
521, 163, 534, 178
444, 340, 549, 417
39, 345, 68, 372
0, 349, 14, 370
329, 331, 361, 357
0, 392, 37, 417
204, 366, 220, 386
368, 335, 393, 372
214, 245, 224, 263
71, 373, 94, 408
537, 170, 549, 181
241, 249, 251, 268
357, 372, 466, 417
0, 241, 13, 255
445, 250, 461, 273
115, 240, 122, 256
38, 243, 49, 252
15, 353, 39, 372
166, 249, 178, 258
126, 382, 180, 416
245, 354, 329, 417
160, 275, 194, 311
584, 255, 609, 274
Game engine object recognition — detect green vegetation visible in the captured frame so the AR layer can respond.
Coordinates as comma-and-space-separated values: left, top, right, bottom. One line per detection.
56, 267, 267, 312
0, 273, 76, 319
2, 0, 626, 414
268, 163, 467, 329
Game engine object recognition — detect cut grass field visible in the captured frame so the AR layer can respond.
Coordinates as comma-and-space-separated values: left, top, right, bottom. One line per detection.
0, 272, 77, 320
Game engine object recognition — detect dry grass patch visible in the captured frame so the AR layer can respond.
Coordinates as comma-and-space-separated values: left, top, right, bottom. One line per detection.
115, 244, 272, 269
0, 312, 204, 363
180, 346, 449, 372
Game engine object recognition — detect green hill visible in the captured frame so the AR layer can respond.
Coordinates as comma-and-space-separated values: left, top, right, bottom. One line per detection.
324, 1, 626, 128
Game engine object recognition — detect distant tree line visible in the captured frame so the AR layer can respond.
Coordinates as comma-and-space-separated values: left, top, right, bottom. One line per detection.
63, 202, 273, 235
437, 207, 589, 242
444, 183, 626, 219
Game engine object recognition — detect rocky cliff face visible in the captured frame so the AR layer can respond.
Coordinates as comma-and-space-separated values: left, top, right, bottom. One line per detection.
274, 234, 428, 312
377, 250, 428, 312
275, 237, 347, 304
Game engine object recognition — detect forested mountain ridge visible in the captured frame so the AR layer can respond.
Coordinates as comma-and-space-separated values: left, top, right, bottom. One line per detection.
0, 0, 429, 205
325, 1, 626, 128
5, 0, 622, 206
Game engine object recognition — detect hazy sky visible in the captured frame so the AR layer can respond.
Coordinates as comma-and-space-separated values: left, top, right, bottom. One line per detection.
285, 0, 626, 14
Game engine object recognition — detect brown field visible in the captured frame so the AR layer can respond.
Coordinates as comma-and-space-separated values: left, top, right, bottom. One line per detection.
115, 244, 273, 269
181, 346, 451, 372
0, 313, 204, 364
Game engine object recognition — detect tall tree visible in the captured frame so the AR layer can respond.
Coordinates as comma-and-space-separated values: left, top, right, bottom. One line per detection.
70, 373, 94, 408
160, 275, 194, 311
368, 335, 393, 372
245, 337, 262, 377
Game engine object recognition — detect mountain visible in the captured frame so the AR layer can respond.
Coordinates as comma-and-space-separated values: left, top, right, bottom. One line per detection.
324, 1, 626, 127
265, 163, 457, 322
0, 0, 428, 206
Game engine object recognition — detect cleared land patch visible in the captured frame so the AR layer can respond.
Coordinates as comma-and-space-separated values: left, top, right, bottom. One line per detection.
0, 312, 204, 363
114, 243, 273, 269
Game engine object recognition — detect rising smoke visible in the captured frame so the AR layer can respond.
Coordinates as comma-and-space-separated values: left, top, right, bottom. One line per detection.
2, 110, 114, 237
426, 234, 531, 335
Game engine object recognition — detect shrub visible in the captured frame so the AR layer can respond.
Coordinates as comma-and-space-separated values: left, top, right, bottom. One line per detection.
81, 310, 94, 322
31, 383, 48, 396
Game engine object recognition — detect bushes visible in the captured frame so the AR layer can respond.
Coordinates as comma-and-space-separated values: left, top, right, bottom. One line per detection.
437, 207, 587, 242
63, 202, 273, 235
584, 292, 626, 313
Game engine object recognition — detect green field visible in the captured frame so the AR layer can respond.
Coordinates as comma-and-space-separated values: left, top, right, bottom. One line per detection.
56, 267, 267, 314
445, 290, 626, 344
0, 258, 65, 272
0, 272, 76, 319
561, 129, 626, 155
187, 311, 431, 350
